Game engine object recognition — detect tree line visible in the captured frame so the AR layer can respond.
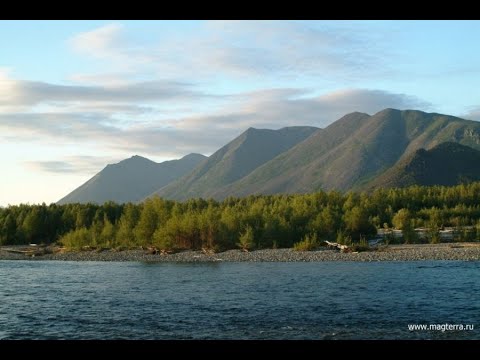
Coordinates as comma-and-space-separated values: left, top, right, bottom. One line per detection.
2, 182, 480, 250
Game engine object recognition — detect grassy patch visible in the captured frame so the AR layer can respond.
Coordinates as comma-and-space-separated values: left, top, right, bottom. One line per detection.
293, 233, 320, 251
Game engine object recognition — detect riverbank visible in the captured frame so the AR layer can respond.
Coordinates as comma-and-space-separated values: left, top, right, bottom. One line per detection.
1, 243, 480, 262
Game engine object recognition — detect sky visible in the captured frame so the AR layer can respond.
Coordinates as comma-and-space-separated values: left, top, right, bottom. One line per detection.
1, 20, 480, 206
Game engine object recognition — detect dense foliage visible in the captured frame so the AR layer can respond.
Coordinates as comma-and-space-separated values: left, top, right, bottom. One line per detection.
2, 182, 480, 250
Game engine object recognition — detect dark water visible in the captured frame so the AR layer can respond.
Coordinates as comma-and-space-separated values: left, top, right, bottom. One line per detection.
0, 260, 478, 340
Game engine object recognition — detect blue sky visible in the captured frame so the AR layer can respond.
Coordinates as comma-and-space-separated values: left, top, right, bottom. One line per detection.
1, 20, 480, 206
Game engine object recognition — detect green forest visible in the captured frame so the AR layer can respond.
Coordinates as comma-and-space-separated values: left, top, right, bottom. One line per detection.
2, 182, 480, 251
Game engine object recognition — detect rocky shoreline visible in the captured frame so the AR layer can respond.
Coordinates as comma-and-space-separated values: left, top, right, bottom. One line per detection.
1, 243, 480, 262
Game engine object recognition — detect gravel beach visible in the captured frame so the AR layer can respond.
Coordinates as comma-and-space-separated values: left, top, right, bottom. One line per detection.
1, 243, 480, 262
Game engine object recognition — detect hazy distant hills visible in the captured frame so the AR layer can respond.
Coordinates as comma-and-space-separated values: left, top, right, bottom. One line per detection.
57, 153, 206, 204
366, 142, 480, 189
150, 126, 318, 200
59, 108, 480, 204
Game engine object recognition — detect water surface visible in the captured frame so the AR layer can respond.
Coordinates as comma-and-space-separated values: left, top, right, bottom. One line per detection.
0, 260, 478, 339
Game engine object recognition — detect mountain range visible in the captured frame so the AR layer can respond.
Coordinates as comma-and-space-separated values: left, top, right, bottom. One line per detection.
58, 109, 480, 204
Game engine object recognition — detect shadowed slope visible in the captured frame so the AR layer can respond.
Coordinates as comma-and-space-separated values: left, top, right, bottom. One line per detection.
365, 142, 480, 189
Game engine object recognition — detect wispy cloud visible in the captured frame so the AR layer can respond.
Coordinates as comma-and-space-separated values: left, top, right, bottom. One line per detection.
463, 107, 480, 121
24, 156, 119, 174
172, 88, 430, 132
70, 23, 124, 59
67, 21, 390, 81
0, 75, 213, 111
199, 20, 377, 77
24, 156, 117, 174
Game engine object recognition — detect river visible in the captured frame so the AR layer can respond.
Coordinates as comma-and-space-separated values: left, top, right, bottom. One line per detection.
0, 260, 478, 339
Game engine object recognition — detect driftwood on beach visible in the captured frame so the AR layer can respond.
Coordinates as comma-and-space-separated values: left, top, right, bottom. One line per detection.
324, 241, 349, 252
1, 246, 49, 257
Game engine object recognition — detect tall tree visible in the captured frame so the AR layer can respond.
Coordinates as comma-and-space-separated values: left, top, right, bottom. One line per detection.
134, 199, 158, 246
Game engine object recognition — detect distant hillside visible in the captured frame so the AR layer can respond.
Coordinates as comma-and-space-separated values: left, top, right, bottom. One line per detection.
150, 126, 318, 200
365, 142, 480, 189
57, 153, 206, 204
214, 109, 480, 198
